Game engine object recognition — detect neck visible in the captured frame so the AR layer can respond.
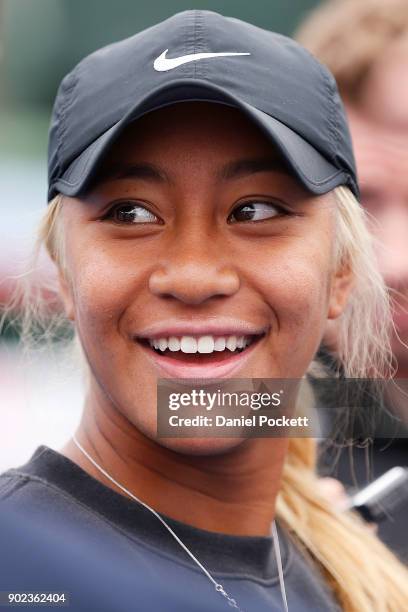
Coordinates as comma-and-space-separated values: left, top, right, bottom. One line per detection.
60, 387, 288, 537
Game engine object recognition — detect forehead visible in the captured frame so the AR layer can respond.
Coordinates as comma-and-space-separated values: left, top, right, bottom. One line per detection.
100, 101, 290, 167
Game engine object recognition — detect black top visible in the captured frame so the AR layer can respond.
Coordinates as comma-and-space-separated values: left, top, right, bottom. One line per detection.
0, 446, 340, 611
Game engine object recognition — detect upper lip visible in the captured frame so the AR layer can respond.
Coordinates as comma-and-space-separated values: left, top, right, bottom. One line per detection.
134, 318, 269, 340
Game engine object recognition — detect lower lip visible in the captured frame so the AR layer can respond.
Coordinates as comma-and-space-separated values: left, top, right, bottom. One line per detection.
138, 337, 263, 379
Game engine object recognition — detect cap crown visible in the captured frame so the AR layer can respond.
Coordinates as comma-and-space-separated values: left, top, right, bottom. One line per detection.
48, 10, 357, 198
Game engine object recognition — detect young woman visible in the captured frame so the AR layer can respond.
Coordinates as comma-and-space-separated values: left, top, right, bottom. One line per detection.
1, 10, 407, 612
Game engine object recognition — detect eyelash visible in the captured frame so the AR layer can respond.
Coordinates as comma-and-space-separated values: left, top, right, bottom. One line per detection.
102, 199, 292, 225
101, 201, 162, 225
228, 200, 291, 223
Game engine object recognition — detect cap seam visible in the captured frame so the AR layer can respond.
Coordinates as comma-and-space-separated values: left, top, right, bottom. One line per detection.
52, 72, 76, 182
297, 44, 341, 168
56, 70, 79, 175
193, 10, 206, 79
193, 10, 198, 78
323, 68, 359, 198
327, 72, 341, 151
181, 9, 196, 77
198, 10, 208, 79
320, 67, 339, 167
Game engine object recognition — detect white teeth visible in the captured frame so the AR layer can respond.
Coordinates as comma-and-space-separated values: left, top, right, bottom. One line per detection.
180, 336, 198, 353
197, 336, 215, 353
158, 338, 168, 352
168, 336, 181, 351
236, 336, 245, 349
226, 336, 237, 351
214, 337, 226, 351
147, 333, 256, 354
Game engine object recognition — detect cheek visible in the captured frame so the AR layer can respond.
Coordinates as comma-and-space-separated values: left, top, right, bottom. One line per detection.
270, 261, 328, 328
67, 243, 146, 348
67, 245, 158, 432
247, 240, 331, 367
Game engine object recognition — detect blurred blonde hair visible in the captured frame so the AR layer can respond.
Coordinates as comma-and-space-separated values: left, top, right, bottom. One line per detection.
295, 0, 408, 101
1, 186, 407, 611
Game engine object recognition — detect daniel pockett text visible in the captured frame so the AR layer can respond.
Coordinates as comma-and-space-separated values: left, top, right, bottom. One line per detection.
157, 379, 318, 438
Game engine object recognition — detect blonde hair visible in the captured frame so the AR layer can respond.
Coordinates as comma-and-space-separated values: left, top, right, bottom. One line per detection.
331, 186, 393, 378
278, 437, 408, 612
1, 186, 407, 611
295, 0, 408, 102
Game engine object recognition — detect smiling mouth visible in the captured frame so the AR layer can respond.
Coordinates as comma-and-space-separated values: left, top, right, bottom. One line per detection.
138, 333, 265, 364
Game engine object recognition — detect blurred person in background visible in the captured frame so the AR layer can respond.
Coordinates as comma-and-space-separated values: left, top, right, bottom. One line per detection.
1, 9, 408, 612
296, 0, 408, 557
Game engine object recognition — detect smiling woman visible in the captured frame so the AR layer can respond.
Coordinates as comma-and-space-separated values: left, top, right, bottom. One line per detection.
1, 9, 407, 612
57, 104, 347, 395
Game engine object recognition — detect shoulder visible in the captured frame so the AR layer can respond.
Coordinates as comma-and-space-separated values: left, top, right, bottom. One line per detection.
0, 469, 29, 500
0, 448, 110, 541
0, 447, 72, 508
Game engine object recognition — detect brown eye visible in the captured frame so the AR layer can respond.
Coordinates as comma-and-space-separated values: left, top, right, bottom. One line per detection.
228, 201, 287, 223
104, 202, 161, 224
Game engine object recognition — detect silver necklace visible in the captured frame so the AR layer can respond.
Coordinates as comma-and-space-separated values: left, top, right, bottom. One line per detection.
72, 434, 289, 612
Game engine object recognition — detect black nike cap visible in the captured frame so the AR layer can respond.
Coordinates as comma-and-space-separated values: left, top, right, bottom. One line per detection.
47, 9, 359, 202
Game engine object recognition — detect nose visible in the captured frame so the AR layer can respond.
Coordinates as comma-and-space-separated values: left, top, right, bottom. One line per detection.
148, 231, 240, 305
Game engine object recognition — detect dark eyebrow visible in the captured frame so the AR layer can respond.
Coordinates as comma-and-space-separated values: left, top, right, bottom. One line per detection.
217, 157, 290, 181
98, 162, 169, 184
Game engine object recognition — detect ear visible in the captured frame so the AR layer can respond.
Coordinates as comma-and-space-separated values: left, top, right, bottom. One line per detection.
327, 260, 354, 320
57, 268, 75, 321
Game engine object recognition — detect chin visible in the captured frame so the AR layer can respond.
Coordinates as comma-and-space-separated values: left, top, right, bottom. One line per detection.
156, 436, 246, 456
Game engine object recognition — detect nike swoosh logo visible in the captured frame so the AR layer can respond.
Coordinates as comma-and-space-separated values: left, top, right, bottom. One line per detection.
153, 49, 251, 72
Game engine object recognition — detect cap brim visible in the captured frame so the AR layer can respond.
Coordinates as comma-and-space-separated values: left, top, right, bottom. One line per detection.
49, 80, 350, 200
